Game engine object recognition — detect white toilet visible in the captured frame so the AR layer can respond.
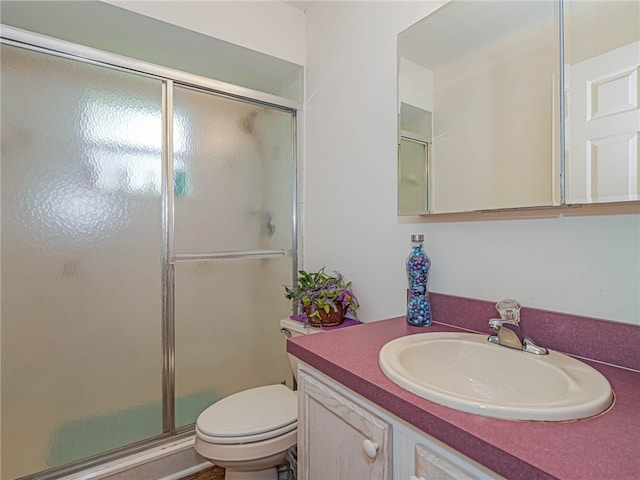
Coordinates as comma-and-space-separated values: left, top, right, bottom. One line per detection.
194, 318, 322, 480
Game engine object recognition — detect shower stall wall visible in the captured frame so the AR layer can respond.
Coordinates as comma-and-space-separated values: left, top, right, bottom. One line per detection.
1, 31, 297, 480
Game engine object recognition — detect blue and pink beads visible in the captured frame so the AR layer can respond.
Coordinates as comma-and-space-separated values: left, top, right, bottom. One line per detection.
407, 239, 431, 326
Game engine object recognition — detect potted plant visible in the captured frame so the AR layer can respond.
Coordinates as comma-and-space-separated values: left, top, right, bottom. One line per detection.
284, 267, 359, 327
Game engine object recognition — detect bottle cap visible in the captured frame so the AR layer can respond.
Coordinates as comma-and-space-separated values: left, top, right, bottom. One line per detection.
411, 234, 424, 242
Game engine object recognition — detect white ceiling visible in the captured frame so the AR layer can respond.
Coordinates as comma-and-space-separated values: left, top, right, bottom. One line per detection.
399, 1, 555, 70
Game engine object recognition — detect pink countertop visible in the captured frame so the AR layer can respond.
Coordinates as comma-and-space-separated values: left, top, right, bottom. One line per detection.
287, 317, 640, 480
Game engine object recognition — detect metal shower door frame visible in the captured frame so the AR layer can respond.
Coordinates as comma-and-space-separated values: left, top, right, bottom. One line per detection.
1, 25, 301, 480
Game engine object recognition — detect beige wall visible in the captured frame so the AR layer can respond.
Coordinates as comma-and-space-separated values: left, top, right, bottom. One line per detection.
398, 58, 433, 112
431, 19, 557, 212
565, 0, 639, 65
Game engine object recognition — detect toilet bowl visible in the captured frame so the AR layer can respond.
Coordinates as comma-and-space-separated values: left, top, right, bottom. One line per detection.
194, 318, 322, 480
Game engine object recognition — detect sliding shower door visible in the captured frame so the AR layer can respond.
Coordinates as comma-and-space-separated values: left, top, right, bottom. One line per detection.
1, 35, 297, 480
1, 44, 164, 479
172, 86, 295, 427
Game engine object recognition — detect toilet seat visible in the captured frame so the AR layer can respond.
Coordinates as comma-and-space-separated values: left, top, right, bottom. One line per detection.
196, 384, 297, 445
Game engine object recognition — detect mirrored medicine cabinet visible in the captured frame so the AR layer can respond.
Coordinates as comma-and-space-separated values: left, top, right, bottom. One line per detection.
397, 0, 640, 215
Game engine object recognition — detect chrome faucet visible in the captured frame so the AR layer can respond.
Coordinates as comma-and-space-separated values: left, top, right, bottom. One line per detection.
487, 299, 548, 355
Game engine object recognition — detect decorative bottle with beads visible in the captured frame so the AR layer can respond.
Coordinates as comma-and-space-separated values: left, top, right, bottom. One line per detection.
406, 234, 432, 326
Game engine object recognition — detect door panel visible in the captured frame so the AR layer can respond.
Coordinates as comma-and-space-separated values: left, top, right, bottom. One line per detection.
398, 138, 429, 215
567, 41, 640, 203
1, 43, 163, 479
172, 86, 294, 254
173, 256, 293, 427
171, 85, 295, 427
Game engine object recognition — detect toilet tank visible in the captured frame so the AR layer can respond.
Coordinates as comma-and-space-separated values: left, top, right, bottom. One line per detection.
280, 318, 323, 381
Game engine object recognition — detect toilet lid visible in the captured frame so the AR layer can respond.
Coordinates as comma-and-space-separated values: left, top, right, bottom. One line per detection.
196, 384, 297, 442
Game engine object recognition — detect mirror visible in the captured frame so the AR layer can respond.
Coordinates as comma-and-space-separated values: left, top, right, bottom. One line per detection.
398, 0, 562, 214
398, 0, 640, 215
564, 0, 640, 204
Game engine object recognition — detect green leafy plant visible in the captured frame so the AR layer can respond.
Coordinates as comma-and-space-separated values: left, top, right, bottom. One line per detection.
284, 268, 359, 321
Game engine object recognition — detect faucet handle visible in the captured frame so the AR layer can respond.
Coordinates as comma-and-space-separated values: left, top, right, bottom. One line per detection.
495, 298, 521, 322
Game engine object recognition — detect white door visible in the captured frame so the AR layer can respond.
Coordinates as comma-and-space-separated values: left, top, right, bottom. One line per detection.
567, 41, 640, 203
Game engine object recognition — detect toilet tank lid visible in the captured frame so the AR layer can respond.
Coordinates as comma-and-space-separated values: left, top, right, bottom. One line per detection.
280, 317, 323, 335
196, 384, 297, 438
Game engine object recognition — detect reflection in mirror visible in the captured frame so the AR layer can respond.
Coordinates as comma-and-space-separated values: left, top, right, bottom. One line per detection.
398, 1, 561, 214
398, 103, 431, 214
399, 138, 429, 215
564, 0, 640, 204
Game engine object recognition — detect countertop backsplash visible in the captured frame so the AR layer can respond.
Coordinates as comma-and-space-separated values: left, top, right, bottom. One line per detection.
427, 293, 640, 371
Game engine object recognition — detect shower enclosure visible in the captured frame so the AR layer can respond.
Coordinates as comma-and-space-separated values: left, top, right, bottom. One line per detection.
1, 28, 298, 480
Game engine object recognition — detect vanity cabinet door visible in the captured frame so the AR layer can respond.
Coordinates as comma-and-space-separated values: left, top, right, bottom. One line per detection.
393, 409, 503, 480
398, 432, 503, 480
298, 370, 391, 480
414, 442, 479, 480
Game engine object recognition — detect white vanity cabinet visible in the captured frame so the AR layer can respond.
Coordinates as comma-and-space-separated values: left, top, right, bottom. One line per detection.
297, 368, 392, 479
297, 364, 503, 480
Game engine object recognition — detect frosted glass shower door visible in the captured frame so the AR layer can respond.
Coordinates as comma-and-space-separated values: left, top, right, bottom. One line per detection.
1, 45, 164, 479
172, 86, 295, 427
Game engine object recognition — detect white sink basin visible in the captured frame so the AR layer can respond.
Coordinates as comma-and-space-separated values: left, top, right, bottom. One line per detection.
378, 332, 613, 421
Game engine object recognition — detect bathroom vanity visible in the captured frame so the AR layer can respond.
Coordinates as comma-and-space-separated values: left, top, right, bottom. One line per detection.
298, 364, 502, 480
287, 307, 640, 480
